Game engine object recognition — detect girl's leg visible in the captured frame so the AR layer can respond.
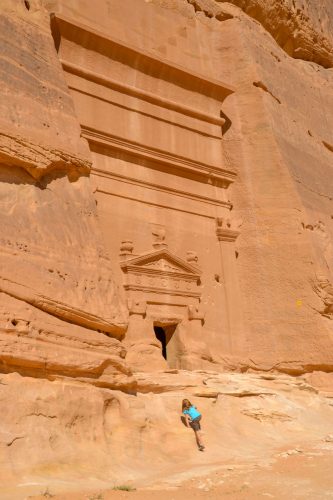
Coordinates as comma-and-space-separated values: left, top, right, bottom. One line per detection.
194, 430, 204, 449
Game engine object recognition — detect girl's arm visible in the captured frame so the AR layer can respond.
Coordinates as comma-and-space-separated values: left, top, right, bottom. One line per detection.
184, 414, 191, 427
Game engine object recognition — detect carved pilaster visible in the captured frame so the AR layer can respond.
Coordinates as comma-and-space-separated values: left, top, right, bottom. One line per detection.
127, 299, 147, 317
215, 217, 243, 353
188, 304, 205, 323
216, 217, 240, 242
124, 299, 150, 346
119, 240, 134, 260
216, 228, 240, 242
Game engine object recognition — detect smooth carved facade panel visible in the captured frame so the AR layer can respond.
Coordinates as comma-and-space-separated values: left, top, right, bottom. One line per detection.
50, 3, 240, 366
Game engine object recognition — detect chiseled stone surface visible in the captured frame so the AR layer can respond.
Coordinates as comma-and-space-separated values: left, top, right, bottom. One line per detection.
0, 0, 128, 343
41, 0, 333, 372
0, 0, 333, 495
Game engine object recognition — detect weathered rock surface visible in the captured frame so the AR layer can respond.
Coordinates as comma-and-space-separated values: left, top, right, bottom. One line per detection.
1, 369, 333, 498
0, 0, 333, 496
187, 0, 333, 67
0, 0, 128, 347
39, 0, 333, 374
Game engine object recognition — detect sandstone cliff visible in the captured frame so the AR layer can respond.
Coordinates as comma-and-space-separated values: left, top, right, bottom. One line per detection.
0, 0, 333, 497
0, 0, 130, 390
39, 0, 333, 374
189, 0, 333, 67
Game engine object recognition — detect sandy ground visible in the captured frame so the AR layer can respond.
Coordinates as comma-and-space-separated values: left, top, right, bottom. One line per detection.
23, 445, 333, 500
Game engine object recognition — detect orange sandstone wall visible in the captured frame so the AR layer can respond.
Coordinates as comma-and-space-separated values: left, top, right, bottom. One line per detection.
0, 0, 332, 377
0, 0, 130, 388
228, 6, 333, 372
45, 0, 333, 373
0, 0, 333, 490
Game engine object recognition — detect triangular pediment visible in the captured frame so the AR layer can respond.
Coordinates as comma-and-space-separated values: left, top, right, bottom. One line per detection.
120, 249, 201, 276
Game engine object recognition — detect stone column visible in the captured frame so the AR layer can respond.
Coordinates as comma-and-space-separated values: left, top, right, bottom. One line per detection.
124, 299, 168, 372
216, 218, 243, 354
125, 299, 148, 344
174, 306, 208, 370
188, 304, 205, 337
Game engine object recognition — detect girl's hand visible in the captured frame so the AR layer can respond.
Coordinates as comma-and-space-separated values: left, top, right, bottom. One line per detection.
185, 416, 191, 427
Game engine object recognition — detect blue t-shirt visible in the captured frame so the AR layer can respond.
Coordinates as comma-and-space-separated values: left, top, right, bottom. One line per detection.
183, 405, 201, 420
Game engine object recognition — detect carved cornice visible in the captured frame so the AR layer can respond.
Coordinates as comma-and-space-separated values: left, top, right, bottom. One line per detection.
216, 228, 240, 242
96, 187, 221, 220
62, 59, 226, 129
67, 80, 222, 140
94, 168, 232, 209
123, 266, 200, 281
120, 249, 201, 275
51, 13, 235, 103
123, 284, 201, 299
83, 126, 236, 185
121, 248, 202, 300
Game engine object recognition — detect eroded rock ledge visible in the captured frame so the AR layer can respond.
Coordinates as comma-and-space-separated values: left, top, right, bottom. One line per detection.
0, 130, 91, 180
2, 368, 333, 497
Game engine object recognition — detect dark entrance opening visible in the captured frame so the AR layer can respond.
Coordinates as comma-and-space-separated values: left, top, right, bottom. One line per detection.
154, 324, 178, 366
154, 326, 167, 359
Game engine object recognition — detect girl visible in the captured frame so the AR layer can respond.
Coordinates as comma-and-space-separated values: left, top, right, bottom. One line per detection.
182, 399, 205, 451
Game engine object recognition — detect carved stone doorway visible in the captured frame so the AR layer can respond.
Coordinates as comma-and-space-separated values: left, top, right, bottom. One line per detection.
120, 240, 204, 371
153, 323, 179, 368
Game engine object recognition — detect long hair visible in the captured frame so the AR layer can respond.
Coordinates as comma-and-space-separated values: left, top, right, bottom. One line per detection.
182, 399, 192, 411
